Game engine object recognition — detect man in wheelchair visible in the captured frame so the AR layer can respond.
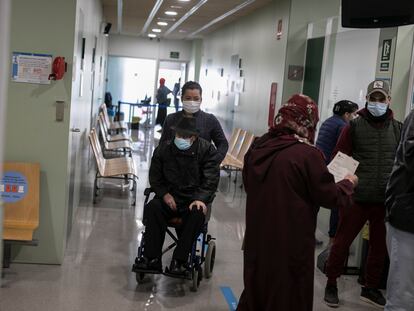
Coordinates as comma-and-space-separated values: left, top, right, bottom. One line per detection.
135, 116, 220, 276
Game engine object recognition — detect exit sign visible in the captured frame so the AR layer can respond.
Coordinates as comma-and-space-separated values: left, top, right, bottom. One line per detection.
170, 51, 180, 59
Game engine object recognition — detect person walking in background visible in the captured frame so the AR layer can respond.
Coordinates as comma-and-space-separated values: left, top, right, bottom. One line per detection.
237, 94, 357, 311
172, 78, 181, 112
316, 100, 359, 244
155, 78, 171, 128
384, 110, 414, 311
324, 80, 402, 309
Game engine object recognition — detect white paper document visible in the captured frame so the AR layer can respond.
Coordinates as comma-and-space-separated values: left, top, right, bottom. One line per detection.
327, 151, 359, 183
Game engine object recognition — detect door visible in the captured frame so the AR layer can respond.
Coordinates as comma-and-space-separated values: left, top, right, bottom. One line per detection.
303, 37, 325, 103
106, 56, 157, 122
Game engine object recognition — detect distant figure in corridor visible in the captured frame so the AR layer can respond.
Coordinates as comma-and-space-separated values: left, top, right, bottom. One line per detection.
236, 94, 357, 311
155, 78, 171, 128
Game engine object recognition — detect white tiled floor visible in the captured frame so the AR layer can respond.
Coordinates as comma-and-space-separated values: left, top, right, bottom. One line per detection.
0, 128, 380, 310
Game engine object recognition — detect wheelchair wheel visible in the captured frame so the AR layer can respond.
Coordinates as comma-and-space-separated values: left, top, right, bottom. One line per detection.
204, 240, 216, 279
135, 272, 145, 284
190, 266, 203, 292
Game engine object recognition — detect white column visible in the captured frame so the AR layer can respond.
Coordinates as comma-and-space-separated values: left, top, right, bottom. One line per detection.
0, 0, 11, 275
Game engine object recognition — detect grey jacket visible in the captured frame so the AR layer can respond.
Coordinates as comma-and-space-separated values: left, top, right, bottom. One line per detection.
385, 110, 414, 233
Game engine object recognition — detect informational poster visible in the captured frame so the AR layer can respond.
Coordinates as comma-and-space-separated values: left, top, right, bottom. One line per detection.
11, 52, 52, 84
0, 171, 28, 203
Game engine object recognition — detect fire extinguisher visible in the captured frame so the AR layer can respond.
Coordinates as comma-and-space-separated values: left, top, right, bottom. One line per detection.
48, 57, 67, 80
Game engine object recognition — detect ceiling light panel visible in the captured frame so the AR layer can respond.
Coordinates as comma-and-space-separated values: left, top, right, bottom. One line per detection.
164, 0, 208, 36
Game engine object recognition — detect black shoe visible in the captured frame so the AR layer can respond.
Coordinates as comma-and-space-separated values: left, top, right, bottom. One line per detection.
169, 259, 186, 275
324, 284, 339, 308
360, 287, 386, 309
132, 257, 162, 273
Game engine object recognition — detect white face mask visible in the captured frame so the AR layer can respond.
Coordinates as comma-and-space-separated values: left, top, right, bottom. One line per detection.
182, 101, 201, 114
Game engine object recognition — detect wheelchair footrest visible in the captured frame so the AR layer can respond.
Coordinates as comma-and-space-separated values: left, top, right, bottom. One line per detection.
164, 267, 192, 280
131, 264, 162, 275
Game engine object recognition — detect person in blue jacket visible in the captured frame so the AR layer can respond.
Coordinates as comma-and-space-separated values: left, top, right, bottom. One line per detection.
316, 100, 359, 244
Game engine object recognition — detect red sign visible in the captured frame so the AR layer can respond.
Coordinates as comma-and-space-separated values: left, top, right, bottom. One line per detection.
268, 83, 278, 128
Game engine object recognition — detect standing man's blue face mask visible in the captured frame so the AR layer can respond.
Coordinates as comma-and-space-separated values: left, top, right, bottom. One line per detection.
367, 102, 388, 117
174, 137, 192, 150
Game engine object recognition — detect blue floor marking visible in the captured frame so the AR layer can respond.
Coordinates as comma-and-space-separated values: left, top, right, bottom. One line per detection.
220, 286, 238, 311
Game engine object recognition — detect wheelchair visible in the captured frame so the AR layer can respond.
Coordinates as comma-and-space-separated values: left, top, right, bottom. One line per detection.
132, 188, 217, 292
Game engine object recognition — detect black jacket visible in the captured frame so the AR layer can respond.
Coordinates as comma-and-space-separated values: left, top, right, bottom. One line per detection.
160, 110, 229, 162
385, 110, 414, 233
149, 138, 220, 208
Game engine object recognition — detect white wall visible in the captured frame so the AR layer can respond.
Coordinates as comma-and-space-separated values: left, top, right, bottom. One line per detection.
318, 28, 380, 123
199, 0, 291, 136
109, 34, 192, 62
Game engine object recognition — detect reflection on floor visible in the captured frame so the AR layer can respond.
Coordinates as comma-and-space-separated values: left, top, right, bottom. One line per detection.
0, 127, 379, 310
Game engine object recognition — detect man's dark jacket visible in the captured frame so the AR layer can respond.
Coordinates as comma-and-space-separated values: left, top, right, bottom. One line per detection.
149, 137, 220, 208
386, 110, 414, 234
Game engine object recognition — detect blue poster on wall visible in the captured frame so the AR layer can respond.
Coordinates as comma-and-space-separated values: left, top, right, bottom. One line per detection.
0, 171, 28, 203
11, 52, 52, 85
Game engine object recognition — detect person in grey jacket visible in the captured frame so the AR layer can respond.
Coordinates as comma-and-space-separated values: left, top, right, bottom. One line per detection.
160, 81, 229, 162
384, 110, 414, 311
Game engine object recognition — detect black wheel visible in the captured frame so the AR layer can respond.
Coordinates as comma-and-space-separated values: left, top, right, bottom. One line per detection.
190, 266, 202, 292
204, 240, 216, 279
135, 272, 145, 284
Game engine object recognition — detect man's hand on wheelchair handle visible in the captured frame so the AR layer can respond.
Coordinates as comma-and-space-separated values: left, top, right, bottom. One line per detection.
189, 200, 207, 215
163, 193, 177, 211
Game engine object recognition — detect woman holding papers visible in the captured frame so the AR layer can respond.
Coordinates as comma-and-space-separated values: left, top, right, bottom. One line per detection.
237, 94, 357, 311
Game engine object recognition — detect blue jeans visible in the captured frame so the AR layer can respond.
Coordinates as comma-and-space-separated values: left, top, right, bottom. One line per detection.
385, 223, 414, 311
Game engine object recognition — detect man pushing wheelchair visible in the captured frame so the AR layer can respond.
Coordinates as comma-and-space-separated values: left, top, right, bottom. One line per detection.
133, 116, 220, 277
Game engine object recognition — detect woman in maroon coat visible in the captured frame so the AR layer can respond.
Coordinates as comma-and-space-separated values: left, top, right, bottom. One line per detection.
236, 94, 357, 311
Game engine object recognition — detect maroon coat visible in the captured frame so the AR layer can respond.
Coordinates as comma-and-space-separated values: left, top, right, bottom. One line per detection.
237, 132, 354, 311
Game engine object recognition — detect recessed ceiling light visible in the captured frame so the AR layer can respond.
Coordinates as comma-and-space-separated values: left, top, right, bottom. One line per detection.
170, 6, 182, 9
178, 0, 191, 2
157, 22, 168, 26
152, 28, 162, 33
148, 33, 157, 38
179, 29, 187, 33
165, 11, 178, 16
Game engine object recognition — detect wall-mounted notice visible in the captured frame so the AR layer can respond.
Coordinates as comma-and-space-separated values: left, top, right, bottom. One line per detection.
12, 52, 52, 84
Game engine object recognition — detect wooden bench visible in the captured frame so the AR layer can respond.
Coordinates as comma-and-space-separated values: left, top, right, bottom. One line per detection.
89, 129, 138, 205
220, 128, 255, 193
96, 118, 133, 157
99, 103, 128, 133
221, 129, 255, 170
1, 162, 40, 268
98, 112, 132, 143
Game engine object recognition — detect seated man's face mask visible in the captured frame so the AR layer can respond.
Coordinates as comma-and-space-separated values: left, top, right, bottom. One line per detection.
174, 136, 193, 150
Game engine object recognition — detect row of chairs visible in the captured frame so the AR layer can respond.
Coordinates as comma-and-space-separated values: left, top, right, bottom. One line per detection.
88, 105, 139, 205
221, 128, 256, 190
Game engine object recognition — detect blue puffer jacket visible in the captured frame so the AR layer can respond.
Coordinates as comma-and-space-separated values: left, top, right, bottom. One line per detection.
315, 115, 347, 163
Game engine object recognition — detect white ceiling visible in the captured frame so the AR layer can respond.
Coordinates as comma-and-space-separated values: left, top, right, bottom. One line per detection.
103, 0, 272, 40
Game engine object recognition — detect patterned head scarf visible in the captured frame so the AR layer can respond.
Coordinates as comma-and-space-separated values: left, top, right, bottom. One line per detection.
272, 94, 319, 144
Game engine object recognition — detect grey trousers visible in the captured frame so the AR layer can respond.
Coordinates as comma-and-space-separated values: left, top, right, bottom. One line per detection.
385, 223, 414, 311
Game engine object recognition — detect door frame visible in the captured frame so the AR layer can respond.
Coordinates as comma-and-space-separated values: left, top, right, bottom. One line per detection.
0, 0, 11, 277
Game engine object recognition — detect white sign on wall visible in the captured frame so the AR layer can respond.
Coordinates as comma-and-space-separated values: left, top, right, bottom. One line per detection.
11, 52, 52, 84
